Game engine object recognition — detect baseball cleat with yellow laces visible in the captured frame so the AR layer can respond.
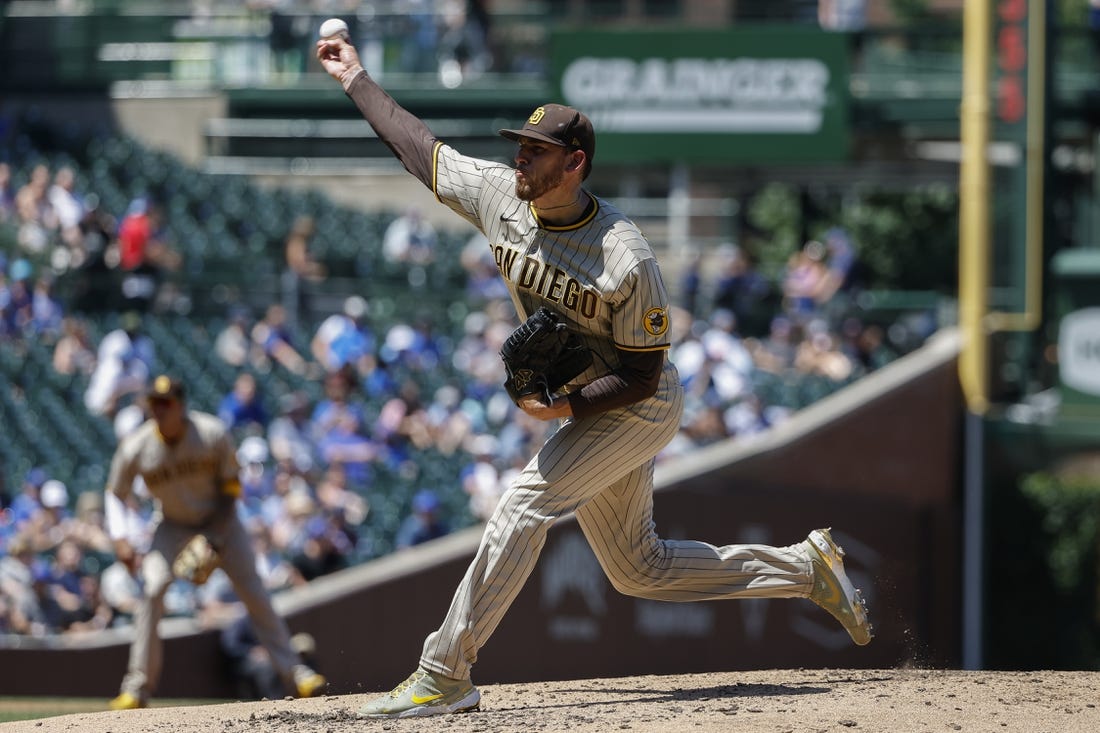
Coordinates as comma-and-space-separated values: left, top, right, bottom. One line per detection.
357, 668, 480, 718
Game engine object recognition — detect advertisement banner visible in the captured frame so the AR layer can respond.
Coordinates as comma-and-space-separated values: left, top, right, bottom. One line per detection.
550, 27, 850, 164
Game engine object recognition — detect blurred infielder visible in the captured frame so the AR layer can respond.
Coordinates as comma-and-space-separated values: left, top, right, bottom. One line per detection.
104, 376, 325, 710
317, 32, 872, 719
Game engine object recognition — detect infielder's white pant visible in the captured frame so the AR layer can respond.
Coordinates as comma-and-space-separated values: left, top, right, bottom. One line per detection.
120, 514, 302, 697
420, 373, 813, 680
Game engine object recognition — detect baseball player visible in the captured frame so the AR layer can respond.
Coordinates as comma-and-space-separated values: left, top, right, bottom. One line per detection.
104, 376, 326, 710
317, 35, 872, 719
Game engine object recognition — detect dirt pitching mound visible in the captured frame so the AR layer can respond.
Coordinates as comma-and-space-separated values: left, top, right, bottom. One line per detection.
2, 668, 1098, 733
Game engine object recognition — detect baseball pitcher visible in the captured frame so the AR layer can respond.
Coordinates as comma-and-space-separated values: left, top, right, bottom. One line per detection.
317, 31, 872, 720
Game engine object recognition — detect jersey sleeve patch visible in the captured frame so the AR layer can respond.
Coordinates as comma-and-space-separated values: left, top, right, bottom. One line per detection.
643, 307, 669, 338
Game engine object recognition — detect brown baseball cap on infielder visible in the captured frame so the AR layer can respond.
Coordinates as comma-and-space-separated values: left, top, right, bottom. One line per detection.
147, 374, 185, 402
499, 104, 595, 162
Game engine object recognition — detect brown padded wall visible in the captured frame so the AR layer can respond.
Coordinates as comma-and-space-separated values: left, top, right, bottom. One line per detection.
0, 352, 962, 696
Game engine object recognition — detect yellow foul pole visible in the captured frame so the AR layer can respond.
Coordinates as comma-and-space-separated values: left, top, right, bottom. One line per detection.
959, 0, 992, 415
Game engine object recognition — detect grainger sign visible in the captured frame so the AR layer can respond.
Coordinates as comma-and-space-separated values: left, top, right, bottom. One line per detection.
550, 28, 850, 164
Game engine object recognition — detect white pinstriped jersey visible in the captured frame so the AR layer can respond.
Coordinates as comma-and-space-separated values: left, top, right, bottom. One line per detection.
431, 144, 673, 389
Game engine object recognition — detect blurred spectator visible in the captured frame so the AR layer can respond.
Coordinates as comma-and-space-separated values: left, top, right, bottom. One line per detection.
372, 381, 426, 465
436, 0, 494, 87
67, 490, 114, 555
30, 272, 64, 339
317, 412, 381, 491
14, 163, 56, 255
673, 310, 753, 406
270, 488, 317, 559
267, 390, 319, 472
0, 162, 15, 221
679, 248, 704, 317
68, 193, 118, 310
711, 245, 773, 338
451, 305, 513, 402
819, 0, 867, 31
3, 258, 34, 337
47, 165, 85, 254
290, 512, 353, 581
100, 543, 144, 628
382, 206, 436, 265
251, 303, 311, 376
215, 306, 257, 368
113, 402, 148, 444
747, 316, 799, 375
280, 214, 327, 333
9, 467, 48, 527
20, 562, 66, 635
380, 316, 442, 372
423, 384, 477, 456
220, 614, 319, 701
846, 321, 896, 372
44, 538, 110, 632
395, 489, 450, 549
83, 311, 155, 418
262, 464, 312, 538
265, 3, 309, 81
218, 372, 269, 434
459, 231, 509, 303
314, 464, 370, 528
794, 321, 854, 383
723, 393, 774, 438
220, 614, 290, 700
818, 227, 860, 305
310, 369, 369, 446
24, 479, 72, 553
53, 316, 96, 377
782, 240, 829, 322
115, 198, 181, 311
678, 402, 730, 447
311, 295, 375, 376
461, 435, 505, 522
0, 534, 36, 608
248, 521, 303, 592
395, 0, 439, 74
237, 435, 275, 507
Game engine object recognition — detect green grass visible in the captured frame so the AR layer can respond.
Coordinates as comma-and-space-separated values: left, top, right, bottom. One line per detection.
0, 697, 229, 723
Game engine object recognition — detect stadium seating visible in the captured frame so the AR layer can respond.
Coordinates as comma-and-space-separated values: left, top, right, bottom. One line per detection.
0, 118, 907, 561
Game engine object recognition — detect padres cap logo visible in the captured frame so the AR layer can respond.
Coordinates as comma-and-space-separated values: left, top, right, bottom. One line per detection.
643, 307, 668, 337
528, 107, 546, 124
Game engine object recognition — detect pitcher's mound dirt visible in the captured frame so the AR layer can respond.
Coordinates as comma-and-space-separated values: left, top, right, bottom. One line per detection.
2, 668, 1098, 733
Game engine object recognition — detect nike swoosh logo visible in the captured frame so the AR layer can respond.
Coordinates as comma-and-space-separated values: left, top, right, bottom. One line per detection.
500, 215, 516, 222
410, 693, 445, 705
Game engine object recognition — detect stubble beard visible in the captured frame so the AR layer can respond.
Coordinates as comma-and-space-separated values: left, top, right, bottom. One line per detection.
515, 166, 563, 202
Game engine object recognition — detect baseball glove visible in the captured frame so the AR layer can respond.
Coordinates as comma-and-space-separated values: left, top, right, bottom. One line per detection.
172, 534, 220, 585
501, 307, 592, 404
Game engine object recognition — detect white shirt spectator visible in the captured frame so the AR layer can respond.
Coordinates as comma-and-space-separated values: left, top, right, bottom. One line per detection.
83, 319, 155, 417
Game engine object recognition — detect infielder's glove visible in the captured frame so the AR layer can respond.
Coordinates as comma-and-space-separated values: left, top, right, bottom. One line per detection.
172, 534, 220, 585
501, 307, 593, 404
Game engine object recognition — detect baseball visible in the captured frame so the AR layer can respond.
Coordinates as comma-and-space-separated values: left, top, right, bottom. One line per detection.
319, 18, 349, 40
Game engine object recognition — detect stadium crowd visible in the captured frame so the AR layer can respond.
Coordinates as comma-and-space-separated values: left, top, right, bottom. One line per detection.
0, 150, 923, 638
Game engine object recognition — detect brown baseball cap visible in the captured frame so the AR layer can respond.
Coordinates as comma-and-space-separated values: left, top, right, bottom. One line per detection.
499, 104, 595, 162
147, 374, 185, 402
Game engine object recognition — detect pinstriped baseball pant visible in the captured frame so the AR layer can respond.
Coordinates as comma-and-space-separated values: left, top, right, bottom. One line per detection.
420, 370, 814, 681
120, 514, 303, 697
